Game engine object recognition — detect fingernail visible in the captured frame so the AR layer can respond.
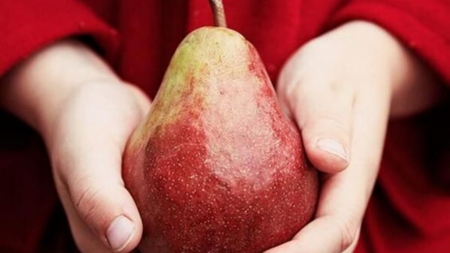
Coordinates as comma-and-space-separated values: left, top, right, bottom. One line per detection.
107, 215, 135, 252
317, 138, 348, 161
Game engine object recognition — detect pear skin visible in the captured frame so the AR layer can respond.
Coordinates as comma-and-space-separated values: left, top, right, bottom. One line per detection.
123, 27, 319, 253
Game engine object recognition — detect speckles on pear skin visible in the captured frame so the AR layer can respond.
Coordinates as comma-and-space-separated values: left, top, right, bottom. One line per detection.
122, 27, 319, 253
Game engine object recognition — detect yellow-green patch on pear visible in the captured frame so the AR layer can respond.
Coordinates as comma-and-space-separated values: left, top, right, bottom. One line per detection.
135, 27, 252, 139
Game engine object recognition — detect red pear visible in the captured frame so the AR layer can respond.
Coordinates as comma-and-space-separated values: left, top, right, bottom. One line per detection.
122, 1, 319, 252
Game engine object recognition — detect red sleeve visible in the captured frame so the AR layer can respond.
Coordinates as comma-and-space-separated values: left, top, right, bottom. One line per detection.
328, 0, 450, 83
0, 0, 119, 76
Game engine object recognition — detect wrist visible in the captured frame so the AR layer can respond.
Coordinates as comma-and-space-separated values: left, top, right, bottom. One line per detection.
334, 21, 443, 116
0, 39, 121, 135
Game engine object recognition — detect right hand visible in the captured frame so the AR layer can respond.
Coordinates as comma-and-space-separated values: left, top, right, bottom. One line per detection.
0, 40, 150, 252
47, 79, 149, 252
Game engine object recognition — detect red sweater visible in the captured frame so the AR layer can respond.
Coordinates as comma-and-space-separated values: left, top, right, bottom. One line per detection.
1, 0, 450, 252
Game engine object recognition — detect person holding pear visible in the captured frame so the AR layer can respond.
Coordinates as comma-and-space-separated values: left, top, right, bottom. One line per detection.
0, 0, 449, 253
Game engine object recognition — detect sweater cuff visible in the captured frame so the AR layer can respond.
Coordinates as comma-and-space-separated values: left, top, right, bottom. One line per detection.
0, 0, 119, 76
327, 1, 450, 84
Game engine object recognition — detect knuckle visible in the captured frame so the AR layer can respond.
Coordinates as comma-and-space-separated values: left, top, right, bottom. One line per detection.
73, 183, 103, 224
335, 218, 359, 252
340, 224, 355, 251
310, 115, 351, 138
287, 80, 304, 111
318, 115, 347, 127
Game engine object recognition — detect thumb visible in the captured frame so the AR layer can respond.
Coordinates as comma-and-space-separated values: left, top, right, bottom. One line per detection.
54, 138, 143, 253
293, 82, 353, 174
47, 83, 149, 253
277, 56, 352, 173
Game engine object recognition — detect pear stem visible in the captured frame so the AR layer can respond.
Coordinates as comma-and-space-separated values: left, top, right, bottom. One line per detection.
209, 0, 227, 27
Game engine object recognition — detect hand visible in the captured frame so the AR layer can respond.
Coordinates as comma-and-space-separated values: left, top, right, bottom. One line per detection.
0, 41, 150, 252
266, 21, 442, 253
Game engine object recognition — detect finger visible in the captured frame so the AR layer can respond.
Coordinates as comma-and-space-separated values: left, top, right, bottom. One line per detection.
124, 83, 152, 116
297, 79, 354, 173
265, 168, 367, 253
265, 221, 361, 253
49, 83, 147, 252
343, 229, 360, 253
56, 178, 138, 253
262, 168, 364, 253
267, 81, 389, 253
53, 131, 143, 252
278, 66, 354, 173
264, 216, 360, 253
57, 139, 143, 253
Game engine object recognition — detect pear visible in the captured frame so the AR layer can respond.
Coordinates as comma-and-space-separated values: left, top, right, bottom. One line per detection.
122, 1, 319, 252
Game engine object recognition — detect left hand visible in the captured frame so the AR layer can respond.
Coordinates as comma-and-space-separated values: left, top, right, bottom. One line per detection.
265, 21, 443, 253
